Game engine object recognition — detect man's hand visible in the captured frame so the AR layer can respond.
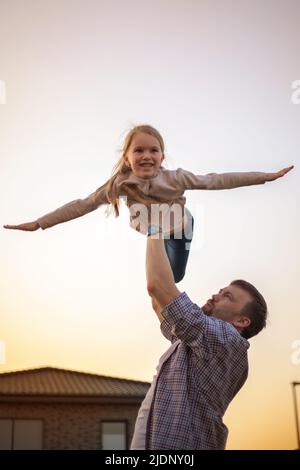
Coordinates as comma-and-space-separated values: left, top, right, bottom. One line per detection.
3, 221, 40, 231
264, 165, 294, 182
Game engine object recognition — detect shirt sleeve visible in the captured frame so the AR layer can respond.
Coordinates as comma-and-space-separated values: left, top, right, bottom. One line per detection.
37, 183, 109, 230
175, 168, 266, 191
160, 319, 178, 344
161, 292, 249, 358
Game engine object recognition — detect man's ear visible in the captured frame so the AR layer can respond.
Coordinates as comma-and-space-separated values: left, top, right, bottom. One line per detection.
232, 316, 251, 329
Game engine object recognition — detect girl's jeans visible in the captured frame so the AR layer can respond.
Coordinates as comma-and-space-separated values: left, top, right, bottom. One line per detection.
164, 209, 194, 283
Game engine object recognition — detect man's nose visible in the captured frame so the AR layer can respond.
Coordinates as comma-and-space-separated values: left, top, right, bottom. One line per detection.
212, 293, 220, 302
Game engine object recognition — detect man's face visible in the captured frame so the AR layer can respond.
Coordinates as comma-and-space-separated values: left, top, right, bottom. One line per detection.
202, 284, 252, 333
124, 132, 164, 179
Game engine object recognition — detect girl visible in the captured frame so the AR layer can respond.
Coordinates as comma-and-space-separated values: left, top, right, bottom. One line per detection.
3, 124, 293, 282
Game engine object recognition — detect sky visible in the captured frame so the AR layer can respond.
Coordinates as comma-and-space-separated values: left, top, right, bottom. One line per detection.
0, 0, 300, 450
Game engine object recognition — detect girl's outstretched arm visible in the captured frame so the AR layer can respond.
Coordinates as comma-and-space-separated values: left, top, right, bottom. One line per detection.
3, 182, 109, 232
176, 165, 294, 191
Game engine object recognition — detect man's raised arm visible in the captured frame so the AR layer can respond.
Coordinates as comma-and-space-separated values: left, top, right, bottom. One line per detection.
146, 228, 181, 322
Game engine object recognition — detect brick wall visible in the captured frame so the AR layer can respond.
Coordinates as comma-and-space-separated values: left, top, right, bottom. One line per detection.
0, 402, 140, 449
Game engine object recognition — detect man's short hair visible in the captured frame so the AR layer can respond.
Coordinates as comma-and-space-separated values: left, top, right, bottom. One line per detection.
230, 279, 268, 339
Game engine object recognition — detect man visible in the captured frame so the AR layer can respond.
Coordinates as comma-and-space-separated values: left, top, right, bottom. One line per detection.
130, 226, 268, 450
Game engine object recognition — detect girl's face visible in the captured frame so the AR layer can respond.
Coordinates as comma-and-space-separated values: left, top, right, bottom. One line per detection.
124, 132, 164, 179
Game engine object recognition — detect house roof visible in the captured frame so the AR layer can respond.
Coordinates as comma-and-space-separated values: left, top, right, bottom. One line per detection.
0, 367, 150, 403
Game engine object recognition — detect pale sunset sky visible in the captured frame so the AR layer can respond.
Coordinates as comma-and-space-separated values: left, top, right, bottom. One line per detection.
0, 0, 299, 449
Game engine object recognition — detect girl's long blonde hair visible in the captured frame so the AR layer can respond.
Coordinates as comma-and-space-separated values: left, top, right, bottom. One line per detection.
103, 124, 166, 217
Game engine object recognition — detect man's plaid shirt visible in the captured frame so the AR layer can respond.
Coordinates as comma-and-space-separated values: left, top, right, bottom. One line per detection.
145, 292, 249, 450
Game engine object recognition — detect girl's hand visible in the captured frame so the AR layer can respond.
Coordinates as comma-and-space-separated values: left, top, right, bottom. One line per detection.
265, 165, 294, 182
3, 221, 40, 231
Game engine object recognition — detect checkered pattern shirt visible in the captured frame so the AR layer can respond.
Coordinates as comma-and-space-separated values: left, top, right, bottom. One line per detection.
145, 292, 249, 450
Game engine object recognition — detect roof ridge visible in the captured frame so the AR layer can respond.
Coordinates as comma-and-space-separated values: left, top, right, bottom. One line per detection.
0, 366, 150, 385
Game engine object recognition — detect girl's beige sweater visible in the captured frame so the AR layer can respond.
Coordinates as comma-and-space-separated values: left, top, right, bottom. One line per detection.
37, 167, 266, 234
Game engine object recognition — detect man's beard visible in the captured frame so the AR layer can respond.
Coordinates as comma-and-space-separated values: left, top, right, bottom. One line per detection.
202, 301, 215, 316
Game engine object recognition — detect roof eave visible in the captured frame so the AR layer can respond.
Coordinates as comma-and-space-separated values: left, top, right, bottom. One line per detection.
0, 395, 145, 405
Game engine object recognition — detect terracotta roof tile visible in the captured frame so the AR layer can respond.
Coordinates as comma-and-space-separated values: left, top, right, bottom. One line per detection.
0, 367, 150, 398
